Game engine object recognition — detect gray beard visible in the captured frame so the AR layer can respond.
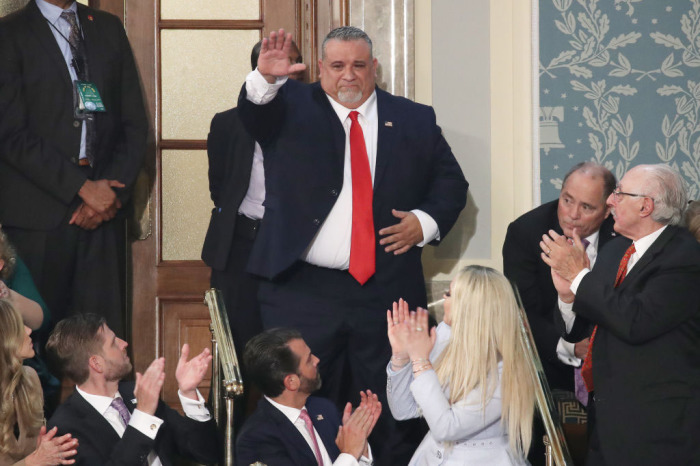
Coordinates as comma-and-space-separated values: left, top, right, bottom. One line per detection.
338, 89, 362, 105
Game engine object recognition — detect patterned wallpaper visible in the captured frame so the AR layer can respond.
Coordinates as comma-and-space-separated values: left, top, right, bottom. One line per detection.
539, 0, 700, 202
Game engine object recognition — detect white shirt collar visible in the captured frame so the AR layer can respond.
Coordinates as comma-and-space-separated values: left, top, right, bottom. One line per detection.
265, 395, 308, 425
632, 225, 668, 260
76, 386, 123, 417
326, 90, 377, 125
36, 0, 78, 26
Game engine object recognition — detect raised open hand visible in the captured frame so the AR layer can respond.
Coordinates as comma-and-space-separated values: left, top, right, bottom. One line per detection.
176, 344, 212, 400
134, 357, 165, 415
387, 298, 411, 358
256, 28, 307, 82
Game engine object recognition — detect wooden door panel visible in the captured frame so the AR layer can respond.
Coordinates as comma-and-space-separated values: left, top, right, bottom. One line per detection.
160, 299, 213, 409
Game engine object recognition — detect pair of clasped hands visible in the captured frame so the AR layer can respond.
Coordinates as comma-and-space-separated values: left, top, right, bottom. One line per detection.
387, 299, 437, 371
69, 178, 125, 230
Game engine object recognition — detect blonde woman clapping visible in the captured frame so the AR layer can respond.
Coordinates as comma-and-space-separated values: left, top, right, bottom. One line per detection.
386, 265, 536, 465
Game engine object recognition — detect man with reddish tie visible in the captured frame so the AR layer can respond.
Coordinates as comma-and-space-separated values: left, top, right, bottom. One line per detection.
541, 164, 700, 466
237, 27, 467, 464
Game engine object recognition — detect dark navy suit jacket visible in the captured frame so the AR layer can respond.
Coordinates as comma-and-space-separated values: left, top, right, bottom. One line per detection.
236, 396, 342, 465
238, 79, 468, 308
48, 381, 219, 466
502, 199, 616, 390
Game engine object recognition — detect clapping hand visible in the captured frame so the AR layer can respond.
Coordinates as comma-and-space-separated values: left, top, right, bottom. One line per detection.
257, 28, 307, 83
175, 344, 212, 400
387, 298, 411, 360
25, 426, 78, 466
134, 357, 165, 416
405, 307, 436, 361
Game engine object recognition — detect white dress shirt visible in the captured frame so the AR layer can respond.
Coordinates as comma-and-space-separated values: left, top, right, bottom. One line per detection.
76, 386, 211, 466
556, 230, 600, 366
244, 69, 439, 270
237, 142, 266, 220
265, 397, 372, 466
560, 226, 668, 335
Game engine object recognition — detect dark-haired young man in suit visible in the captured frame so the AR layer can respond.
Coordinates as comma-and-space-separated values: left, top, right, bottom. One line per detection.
0, 0, 147, 338
46, 314, 219, 465
237, 328, 380, 465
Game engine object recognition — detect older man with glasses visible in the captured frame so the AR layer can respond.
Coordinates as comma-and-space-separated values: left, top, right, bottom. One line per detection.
541, 164, 700, 466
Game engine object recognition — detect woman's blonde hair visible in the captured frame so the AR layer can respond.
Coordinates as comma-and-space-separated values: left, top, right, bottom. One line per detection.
0, 299, 43, 457
434, 265, 536, 458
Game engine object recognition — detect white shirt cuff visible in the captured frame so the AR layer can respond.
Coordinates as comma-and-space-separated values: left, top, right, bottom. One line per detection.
245, 69, 287, 104
411, 209, 439, 247
570, 268, 590, 295
558, 297, 577, 333
129, 409, 164, 439
334, 452, 373, 466
178, 389, 211, 422
556, 338, 581, 367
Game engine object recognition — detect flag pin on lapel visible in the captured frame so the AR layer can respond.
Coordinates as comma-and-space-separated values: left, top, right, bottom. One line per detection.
316, 414, 324, 421
384, 121, 393, 127
87, 15, 94, 21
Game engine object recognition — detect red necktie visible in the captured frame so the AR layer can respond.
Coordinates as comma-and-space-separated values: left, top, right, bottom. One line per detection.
299, 409, 324, 466
348, 111, 375, 285
581, 243, 636, 392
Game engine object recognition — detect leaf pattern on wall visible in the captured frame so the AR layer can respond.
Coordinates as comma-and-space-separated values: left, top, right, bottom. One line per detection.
540, 0, 700, 202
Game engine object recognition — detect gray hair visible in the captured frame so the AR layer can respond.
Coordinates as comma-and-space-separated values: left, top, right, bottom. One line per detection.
321, 26, 373, 60
641, 164, 688, 226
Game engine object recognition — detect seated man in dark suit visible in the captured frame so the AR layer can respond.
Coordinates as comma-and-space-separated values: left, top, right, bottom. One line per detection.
237, 328, 380, 465
504, 162, 615, 398
46, 314, 219, 465
543, 164, 700, 466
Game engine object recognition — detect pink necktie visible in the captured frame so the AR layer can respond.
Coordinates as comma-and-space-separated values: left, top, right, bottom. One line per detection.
299, 409, 324, 466
348, 111, 375, 285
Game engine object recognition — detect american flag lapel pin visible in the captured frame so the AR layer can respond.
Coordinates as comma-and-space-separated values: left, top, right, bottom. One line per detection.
384, 121, 393, 127
316, 414, 324, 421
87, 15, 94, 21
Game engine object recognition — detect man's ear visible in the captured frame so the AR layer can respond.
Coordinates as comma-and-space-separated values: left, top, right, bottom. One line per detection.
284, 373, 299, 392
640, 198, 654, 218
88, 354, 103, 374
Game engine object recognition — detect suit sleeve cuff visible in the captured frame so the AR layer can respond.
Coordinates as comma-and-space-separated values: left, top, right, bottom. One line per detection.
130, 409, 164, 439
245, 69, 287, 104
411, 209, 439, 247
556, 338, 581, 367
570, 268, 590, 295
558, 297, 577, 333
178, 389, 211, 421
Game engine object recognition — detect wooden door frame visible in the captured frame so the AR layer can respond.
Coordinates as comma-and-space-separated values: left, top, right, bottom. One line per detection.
107, 0, 348, 407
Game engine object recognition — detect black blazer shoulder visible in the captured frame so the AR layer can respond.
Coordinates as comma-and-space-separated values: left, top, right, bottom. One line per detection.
201, 106, 256, 270
236, 396, 341, 466
49, 382, 219, 466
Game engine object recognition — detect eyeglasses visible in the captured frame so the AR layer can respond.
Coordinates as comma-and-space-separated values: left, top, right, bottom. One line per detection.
612, 188, 653, 203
